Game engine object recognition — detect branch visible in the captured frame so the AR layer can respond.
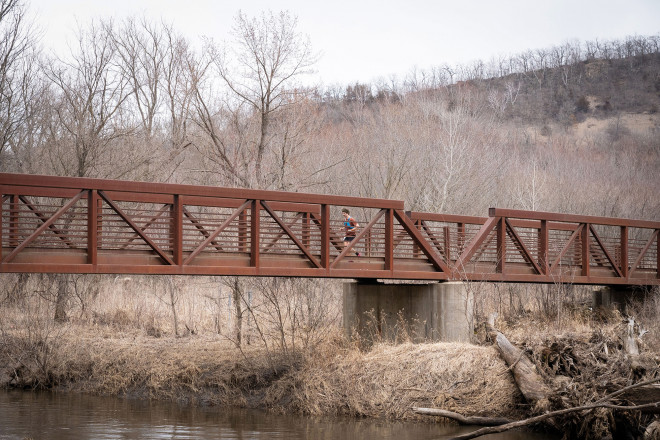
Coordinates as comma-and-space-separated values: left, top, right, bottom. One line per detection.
412, 408, 512, 426
449, 401, 659, 440
594, 377, 660, 404
447, 378, 660, 440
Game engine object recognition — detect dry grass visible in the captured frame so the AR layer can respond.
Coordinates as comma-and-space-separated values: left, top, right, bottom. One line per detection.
0, 322, 523, 422
269, 342, 523, 421
52, 330, 282, 406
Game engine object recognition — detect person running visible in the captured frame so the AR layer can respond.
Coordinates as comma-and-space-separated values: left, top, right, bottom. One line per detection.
341, 208, 361, 257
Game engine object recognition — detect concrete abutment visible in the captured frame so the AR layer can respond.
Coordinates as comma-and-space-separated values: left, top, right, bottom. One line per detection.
343, 281, 474, 344
592, 285, 652, 314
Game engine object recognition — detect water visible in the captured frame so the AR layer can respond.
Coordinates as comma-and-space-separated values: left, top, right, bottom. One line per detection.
0, 390, 559, 439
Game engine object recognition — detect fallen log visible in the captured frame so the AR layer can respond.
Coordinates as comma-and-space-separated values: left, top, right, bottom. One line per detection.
620, 384, 660, 413
494, 331, 550, 407
411, 407, 512, 426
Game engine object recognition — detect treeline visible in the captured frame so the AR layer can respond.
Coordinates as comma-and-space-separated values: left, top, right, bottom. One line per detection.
1, 0, 659, 222
322, 35, 660, 125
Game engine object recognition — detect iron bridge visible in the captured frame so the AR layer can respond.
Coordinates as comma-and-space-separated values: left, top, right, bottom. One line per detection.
1, 173, 658, 286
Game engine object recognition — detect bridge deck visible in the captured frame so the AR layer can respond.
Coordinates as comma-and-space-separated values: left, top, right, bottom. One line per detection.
1, 173, 658, 286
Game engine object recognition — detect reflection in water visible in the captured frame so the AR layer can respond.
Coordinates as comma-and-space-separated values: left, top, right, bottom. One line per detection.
0, 390, 558, 439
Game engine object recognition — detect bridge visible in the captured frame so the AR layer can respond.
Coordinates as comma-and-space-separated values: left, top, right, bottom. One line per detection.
1, 173, 658, 286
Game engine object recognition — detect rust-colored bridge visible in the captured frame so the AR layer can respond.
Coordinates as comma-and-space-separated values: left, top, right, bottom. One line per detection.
1, 173, 658, 286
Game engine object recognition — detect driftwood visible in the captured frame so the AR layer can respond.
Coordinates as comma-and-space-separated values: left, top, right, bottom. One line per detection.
623, 317, 640, 356
411, 407, 512, 426
446, 377, 660, 440
645, 421, 660, 440
448, 402, 660, 440
620, 384, 660, 413
492, 329, 550, 407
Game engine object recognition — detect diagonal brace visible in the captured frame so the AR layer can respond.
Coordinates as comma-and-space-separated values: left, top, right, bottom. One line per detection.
549, 224, 584, 273
119, 204, 170, 250
589, 225, 623, 278
99, 191, 175, 266
455, 216, 499, 271
19, 195, 78, 249
261, 202, 321, 268
420, 220, 446, 258
394, 210, 450, 273
628, 229, 659, 276
183, 207, 225, 252
262, 211, 305, 252
183, 200, 251, 265
505, 219, 544, 275
3, 190, 87, 263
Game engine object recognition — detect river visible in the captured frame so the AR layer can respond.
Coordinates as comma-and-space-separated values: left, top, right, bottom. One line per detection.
0, 390, 560, 439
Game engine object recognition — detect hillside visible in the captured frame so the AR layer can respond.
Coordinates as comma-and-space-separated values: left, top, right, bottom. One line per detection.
309, 41, 660, 221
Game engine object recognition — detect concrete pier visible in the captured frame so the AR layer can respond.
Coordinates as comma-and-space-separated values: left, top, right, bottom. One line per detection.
593, 286, 650, 313
343, 281, 473, 344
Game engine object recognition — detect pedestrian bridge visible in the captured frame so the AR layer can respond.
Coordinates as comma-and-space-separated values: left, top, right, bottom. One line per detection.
1, 173, 658, 287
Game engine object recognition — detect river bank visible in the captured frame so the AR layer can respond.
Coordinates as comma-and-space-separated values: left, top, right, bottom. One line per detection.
0, 327, 523, 420
1, 278, 659, 439
1, 312, 658, 439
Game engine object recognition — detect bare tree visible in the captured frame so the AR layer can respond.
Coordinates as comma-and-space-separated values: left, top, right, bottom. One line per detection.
189, 59, 253, 187
267, 91, 336, 191
0, 0, 44, 171
202, 10, 318, 188
44, 20, 133, 178
110, 17, 194, 149
161, 23, 195, 150
513, 160, 546, 211
107, 17, 194, 182
110, 17, 165, 138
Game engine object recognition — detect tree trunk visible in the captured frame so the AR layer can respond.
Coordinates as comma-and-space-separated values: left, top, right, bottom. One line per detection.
623, 317, 640, 356
494, 331, 550, 407
168, 280, 179, 336
7, 273, 29, 304
620, 384, 660, 413
54, 275, 69, 323
232, 278, 242, 347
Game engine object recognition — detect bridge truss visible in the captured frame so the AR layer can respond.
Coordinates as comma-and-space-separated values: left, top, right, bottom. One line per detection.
1, 173, 658, 286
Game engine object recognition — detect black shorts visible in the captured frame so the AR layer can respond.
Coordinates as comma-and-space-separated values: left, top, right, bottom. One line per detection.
343, 236, 355, 242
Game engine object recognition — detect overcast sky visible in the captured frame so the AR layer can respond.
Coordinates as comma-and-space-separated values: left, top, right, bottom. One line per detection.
28, 0, 660, 86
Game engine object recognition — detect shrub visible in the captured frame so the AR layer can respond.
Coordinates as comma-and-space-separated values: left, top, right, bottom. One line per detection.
575, 95, 590, 113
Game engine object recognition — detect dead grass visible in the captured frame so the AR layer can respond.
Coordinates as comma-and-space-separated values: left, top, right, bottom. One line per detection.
0, 323, 523, 421
267, 342, 523, 420
54, 330, 275, 406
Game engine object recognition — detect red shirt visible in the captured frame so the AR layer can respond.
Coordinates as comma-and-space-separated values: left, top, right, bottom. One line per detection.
344, 216, 358, 236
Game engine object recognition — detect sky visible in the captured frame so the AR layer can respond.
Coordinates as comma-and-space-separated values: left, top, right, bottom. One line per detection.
27, 0, 660, 87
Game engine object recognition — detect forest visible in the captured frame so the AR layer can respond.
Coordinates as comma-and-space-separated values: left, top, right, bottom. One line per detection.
1, 0, 659, 438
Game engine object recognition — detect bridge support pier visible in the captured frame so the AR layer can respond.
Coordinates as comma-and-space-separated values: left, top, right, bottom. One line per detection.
343, 281, 473, 345
593, 286, 650, 314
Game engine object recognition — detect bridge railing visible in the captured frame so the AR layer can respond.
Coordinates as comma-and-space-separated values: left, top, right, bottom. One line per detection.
412, 208, 658, 285
2, 173, 445, 279
1, 173, 658, 285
